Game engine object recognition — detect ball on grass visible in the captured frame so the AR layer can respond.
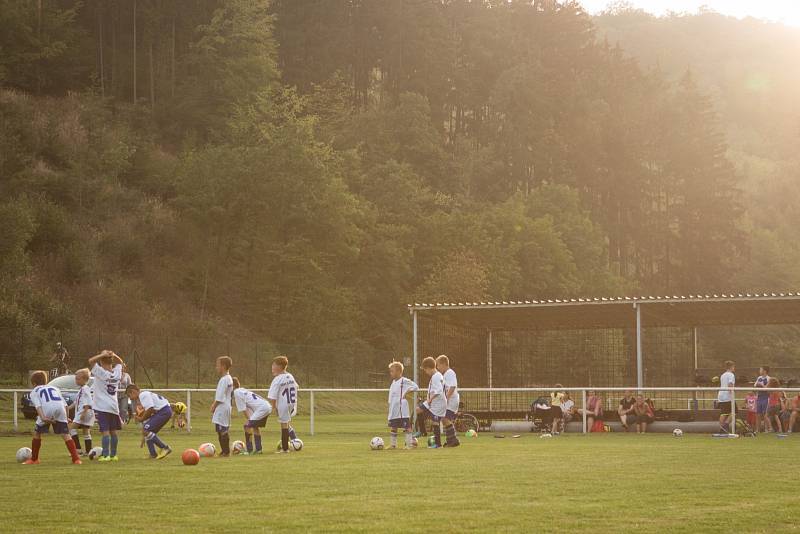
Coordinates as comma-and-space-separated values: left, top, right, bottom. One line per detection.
232, 440, 246, 454
672, 428, 683, 437
198, 443, 216, 457
16, 447, 32, 463
290, 438, 303, 451
88, 446, 103, 460
465, 429, 478, 438
182, 449, 200, 465
370, 437, 384, 450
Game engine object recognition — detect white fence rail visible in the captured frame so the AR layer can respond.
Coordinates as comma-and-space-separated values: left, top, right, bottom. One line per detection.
2, 387, 798, 435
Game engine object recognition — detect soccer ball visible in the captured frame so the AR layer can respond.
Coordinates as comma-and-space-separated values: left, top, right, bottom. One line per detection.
465, 429, 478, 438
173, 402, 187, 415
232, 440, 246, 454
539, 433, 553, 439
16, 447, 32, 463
370, 437, 384, 450
410, 436, 418, 448
289, 438, 303, 452
88, 446, 103, 460
182, 449, 200, 465
673, 428, 683, 437
198, 443, 216, 457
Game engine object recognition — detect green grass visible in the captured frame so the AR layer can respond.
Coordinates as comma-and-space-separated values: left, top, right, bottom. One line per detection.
0, 415, 798, 533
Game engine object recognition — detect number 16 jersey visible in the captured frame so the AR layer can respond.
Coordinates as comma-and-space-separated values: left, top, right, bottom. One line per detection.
91, 363, 122, 414
268, 372, 299, 423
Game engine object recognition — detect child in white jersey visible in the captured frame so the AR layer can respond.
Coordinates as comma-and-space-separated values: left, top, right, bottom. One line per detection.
387, 361, 419, 449
127, 384, 174, 459
67, 368, 94, 455
210, 356, 234, 457
436, 355, 461, 447
233, 377, 272, 454
24, 370, 82, 464
87, 350, 125, 462
268, 356, 300, 453
416, 356, 446, 448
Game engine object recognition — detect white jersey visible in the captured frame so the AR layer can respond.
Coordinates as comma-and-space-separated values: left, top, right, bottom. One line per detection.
30, 384, 68, 424
268, 372, 299, 423
442, 368, 460, 413
212, 374, 234, 427
718, 371, 736, 402
139, 391, 170, 412
91, 363, 122, 414
234, 388, 272, 421
73, 384, 94, 426
426, 371, 447, 416
119, 373, 132, 395
387, 377, 419, 420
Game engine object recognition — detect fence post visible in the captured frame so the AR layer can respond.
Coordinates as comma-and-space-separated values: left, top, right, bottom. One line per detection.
187, 389, 192, 433
13, 391, 18, 432
195, 340, 200, 388
19, 325, 25, 385
582, 389, 587, 434
310, 390, 315, 436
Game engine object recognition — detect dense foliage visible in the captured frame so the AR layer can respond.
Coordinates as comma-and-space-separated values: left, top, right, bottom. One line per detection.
1, 0, 798, 359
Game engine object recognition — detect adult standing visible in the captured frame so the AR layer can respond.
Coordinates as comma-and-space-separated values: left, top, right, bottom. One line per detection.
50, 342, 70, 376
718, 361, 736, 434
754, 366, 771, 432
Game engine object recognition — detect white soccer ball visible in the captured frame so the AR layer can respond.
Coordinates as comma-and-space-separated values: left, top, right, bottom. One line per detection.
16, 447, 32, 463
539, 433, 553, 439
410, 436, 418, 448
88, 446, 103, 460
232, 440, 246, 454
289, 438, 303, 452
370, 437, 384, 450
673, 428, 683, 437
198, 443, 216, 457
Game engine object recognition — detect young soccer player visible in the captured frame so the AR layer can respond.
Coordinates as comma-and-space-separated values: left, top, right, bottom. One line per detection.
387, 361, 419, 449
232, 377, 272, 454
126, 384, 173, 459
267, 356, 299, 453
87, 350, 125, 462
24, 370, 82, 464
717, 360, 736, 433
210, 356, 234, 457
170, 402, 187, 430
754, 366, 771, 432
67, 368, 94, 455
435, 355, 461, 447
416, 356, 446, 448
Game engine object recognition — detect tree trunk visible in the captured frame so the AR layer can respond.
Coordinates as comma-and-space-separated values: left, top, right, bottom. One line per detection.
111, 0, 116, 97
98, 4, 105, 98
149, 38, 155, 111
171, 4, 176, 98
132, 0, 137, 105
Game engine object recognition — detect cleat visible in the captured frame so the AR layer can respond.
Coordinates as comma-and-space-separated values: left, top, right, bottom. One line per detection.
98, 456, 111, 462
156, 448, 172, 460
252, 450, 263, 455
275, 450, 289, 454
147, 455, 157, 459
72, 459, 82, 465
110, 456, 119, 462
22, 459, 40, 465
428, 444, 440, 449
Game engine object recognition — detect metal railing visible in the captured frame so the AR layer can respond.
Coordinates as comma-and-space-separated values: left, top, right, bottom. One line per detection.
3, 386, 798, 435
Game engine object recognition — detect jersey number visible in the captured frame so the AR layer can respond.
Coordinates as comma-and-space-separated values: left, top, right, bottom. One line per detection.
106, 384, 117, 396
282, 387, 296, 404
39, 387, 62, 402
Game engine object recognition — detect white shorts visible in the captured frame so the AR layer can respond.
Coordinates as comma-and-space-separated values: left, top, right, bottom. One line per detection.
277, 402, 297, 424
74, 410, 95, 427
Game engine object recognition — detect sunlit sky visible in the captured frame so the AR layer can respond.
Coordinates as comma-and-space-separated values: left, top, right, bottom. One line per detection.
580, 1, 800, 27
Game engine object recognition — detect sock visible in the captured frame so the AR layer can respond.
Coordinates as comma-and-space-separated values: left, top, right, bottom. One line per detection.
65, 439, 80, 462
288, 426, 297, 440
218, 432, 230, 455
151, 433, 167, 450
390, 431, 398, 447
110, 434, 118, 456
416, 413, 427, 434
102, 435, 110, 457
31, 437, 42, 461
147, 441, 157, 457
405, 431, 413, 447
281, 428, 289, 451
433, 424, 442, 446
244, 429, 253, 453
445, 423, 459, 445
254, 434, 262, 452
70, 431, 81, 449
84, 434, 92, 454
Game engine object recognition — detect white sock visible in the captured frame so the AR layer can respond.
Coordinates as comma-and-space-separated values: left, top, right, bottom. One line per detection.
405, 432, 413, 447
390, 431, 398, 447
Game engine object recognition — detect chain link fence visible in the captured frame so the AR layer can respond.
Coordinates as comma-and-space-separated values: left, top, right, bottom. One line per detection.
0, 327, 398, 388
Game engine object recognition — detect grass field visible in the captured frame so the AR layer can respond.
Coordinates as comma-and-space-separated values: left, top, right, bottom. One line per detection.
1, 414, 799, 533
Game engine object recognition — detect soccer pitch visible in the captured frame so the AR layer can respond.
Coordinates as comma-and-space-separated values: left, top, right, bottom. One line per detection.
1, 415, 798, 533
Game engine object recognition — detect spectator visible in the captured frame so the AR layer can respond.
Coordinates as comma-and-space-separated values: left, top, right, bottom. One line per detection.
631, 395, 654, 433
754, 366, 771, 432
550, 384, 565, 435
767, 378, 783, 433
779, 391, 792, 433
578, 390, 604, 431
561, 393, 575, 432
744, 391, 758, 429
789, 393, 800, 433
118, 364, 132, 424
50, 342, 70, 376
618, 390, 636, 431
717, 360, 736, 433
